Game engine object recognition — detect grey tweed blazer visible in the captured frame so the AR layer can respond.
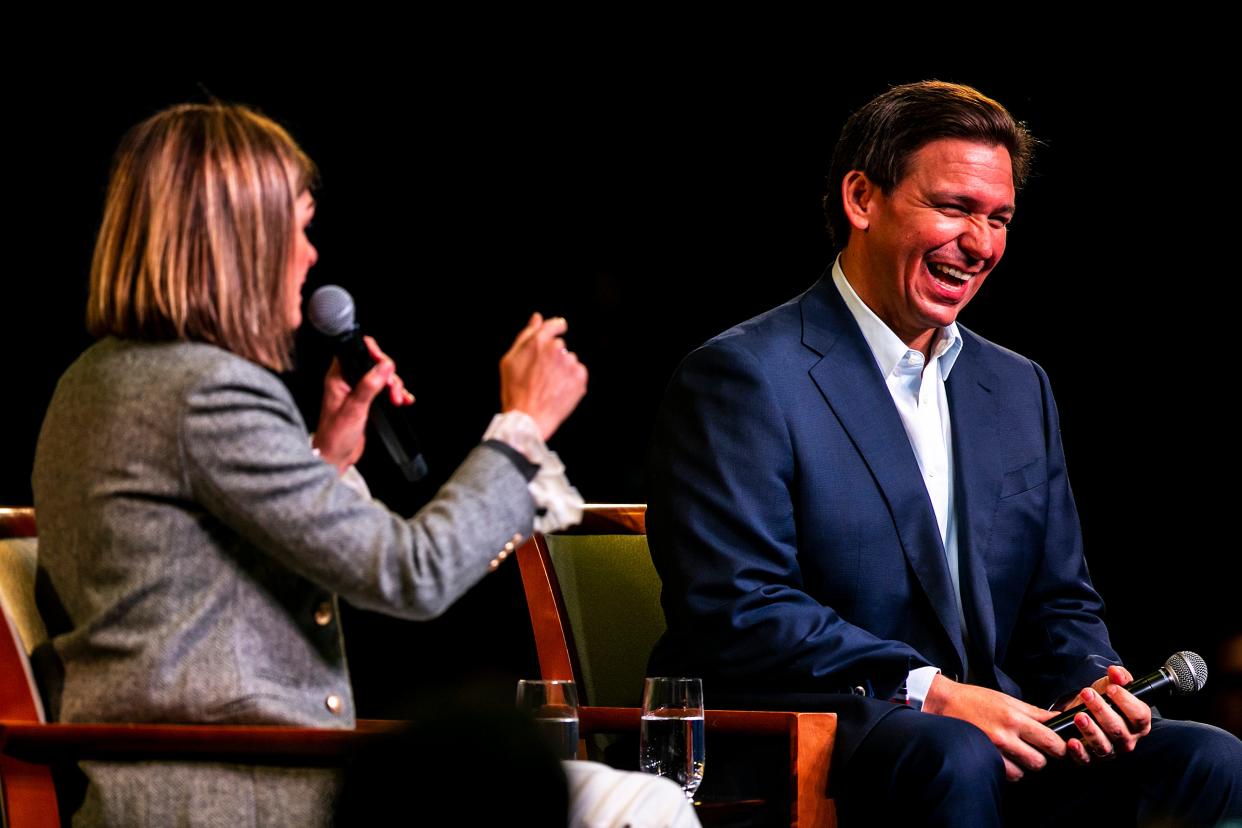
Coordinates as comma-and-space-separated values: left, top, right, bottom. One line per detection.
32, 338, 536, 824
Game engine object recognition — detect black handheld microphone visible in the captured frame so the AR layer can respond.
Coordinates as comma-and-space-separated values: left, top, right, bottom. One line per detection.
308, 285, 429, 482
1045, 651, 1208, 738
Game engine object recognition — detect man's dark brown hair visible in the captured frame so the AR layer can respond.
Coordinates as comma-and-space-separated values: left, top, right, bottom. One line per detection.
825, 80, 1034, 246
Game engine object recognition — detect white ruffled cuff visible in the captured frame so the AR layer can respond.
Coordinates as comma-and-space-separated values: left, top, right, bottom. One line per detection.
484, 411, 584, 532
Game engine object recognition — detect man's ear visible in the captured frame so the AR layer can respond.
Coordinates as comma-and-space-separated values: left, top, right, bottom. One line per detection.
841, 170, 879, 232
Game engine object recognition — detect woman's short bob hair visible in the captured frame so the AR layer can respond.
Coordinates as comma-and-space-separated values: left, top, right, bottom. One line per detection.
88, 103, 317, 372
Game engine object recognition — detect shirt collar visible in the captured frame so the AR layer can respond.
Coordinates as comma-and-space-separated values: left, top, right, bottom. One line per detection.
831, 255, 963, 381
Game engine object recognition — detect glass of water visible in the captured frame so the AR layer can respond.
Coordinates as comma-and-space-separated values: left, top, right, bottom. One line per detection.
639, 677, 705, 799
516, 679, 580, 760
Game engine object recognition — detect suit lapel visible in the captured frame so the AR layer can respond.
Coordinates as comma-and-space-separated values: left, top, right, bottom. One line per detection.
945, 333, 1002, 683
801, 278, 967, 676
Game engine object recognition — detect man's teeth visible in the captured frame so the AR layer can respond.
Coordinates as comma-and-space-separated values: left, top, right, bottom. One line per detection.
929, 263, 972, 281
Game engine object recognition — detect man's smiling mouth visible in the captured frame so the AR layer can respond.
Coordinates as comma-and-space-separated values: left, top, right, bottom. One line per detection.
928, 261, 975, 288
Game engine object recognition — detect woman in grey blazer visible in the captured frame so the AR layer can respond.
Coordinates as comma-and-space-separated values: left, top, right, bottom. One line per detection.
33, 102, 589, 826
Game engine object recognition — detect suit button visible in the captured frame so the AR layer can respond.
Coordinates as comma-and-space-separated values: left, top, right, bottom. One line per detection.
852, 686, 867, 696
326, 694, 343, 715
314, 601, 333, 626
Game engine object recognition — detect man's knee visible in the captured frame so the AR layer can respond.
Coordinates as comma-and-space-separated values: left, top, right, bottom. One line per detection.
918, 714, 1007, 783
1162, 720, 1242, 794
1133, 718, 1242, 824
840, 711, 1006, 827
851, 708, 1005, 789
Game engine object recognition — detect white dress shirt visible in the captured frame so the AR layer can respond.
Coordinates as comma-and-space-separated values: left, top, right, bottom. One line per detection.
831, 258, 967, 707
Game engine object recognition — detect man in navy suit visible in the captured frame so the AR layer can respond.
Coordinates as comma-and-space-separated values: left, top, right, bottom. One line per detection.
647, 82, 1242, 826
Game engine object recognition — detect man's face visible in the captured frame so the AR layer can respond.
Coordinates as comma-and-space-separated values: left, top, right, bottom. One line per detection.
846, 138, 1015, 352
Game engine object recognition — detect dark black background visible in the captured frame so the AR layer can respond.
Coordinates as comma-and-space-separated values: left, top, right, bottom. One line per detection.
5, 61, 1238, 729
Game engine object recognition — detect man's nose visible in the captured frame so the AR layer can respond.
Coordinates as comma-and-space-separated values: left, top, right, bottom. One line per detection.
959, 216, 995, 262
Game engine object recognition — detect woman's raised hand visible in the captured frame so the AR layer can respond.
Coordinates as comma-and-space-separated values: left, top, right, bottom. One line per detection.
500, 313, 588, 442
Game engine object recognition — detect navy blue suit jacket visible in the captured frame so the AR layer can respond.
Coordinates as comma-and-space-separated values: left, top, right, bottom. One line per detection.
648, 275, 1121, 762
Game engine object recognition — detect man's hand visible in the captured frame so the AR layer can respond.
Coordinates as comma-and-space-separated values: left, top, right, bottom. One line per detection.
313, 336, 413, 474
922, 674, 1065, 781
1062, 665, 1152, 766
500, 313, 588, 442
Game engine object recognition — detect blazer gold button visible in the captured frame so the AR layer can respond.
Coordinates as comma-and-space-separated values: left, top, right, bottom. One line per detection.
503, 541, 515, 553
497, 549, 509, 561
512, 533, 523, 544
488, 559, 501, 571
314, 601, 333, 626
326, 694, 342, 714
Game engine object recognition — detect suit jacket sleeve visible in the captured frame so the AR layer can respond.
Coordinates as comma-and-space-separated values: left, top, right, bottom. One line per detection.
649, 337, 931, 697
180, 355, 534, 621
1000, 360, 1119, 704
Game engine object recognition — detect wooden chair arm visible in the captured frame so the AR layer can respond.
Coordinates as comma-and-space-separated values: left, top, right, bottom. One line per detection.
581, 706, 835, 735
580, 707, 836, 828
0, 719, 404, 766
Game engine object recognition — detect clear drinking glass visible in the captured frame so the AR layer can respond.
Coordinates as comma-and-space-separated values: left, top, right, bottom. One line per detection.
639, 677, 705, 799
516, 679, 580, 760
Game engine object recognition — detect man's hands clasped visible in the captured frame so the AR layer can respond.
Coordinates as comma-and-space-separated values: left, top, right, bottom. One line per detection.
922, 666, 1151, 782
1063, 665, 1153, 766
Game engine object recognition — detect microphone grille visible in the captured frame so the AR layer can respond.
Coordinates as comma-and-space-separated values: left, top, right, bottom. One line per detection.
1164, 651, 1208, 694
308, 285, 356, 337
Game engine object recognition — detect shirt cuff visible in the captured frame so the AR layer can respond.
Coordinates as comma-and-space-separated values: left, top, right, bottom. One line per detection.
483, 412, 584, 532
905, 666, 942, 710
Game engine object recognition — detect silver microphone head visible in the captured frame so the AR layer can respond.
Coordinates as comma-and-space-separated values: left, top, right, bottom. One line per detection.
1164, 651, 1208, 694
308, 285, 356, 337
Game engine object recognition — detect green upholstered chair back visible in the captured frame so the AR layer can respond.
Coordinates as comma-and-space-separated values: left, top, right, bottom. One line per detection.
543, 532, 665, 708
518, 506, 665, 709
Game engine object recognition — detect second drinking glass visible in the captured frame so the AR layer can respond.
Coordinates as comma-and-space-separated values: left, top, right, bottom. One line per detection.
638, 676, 705, 799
